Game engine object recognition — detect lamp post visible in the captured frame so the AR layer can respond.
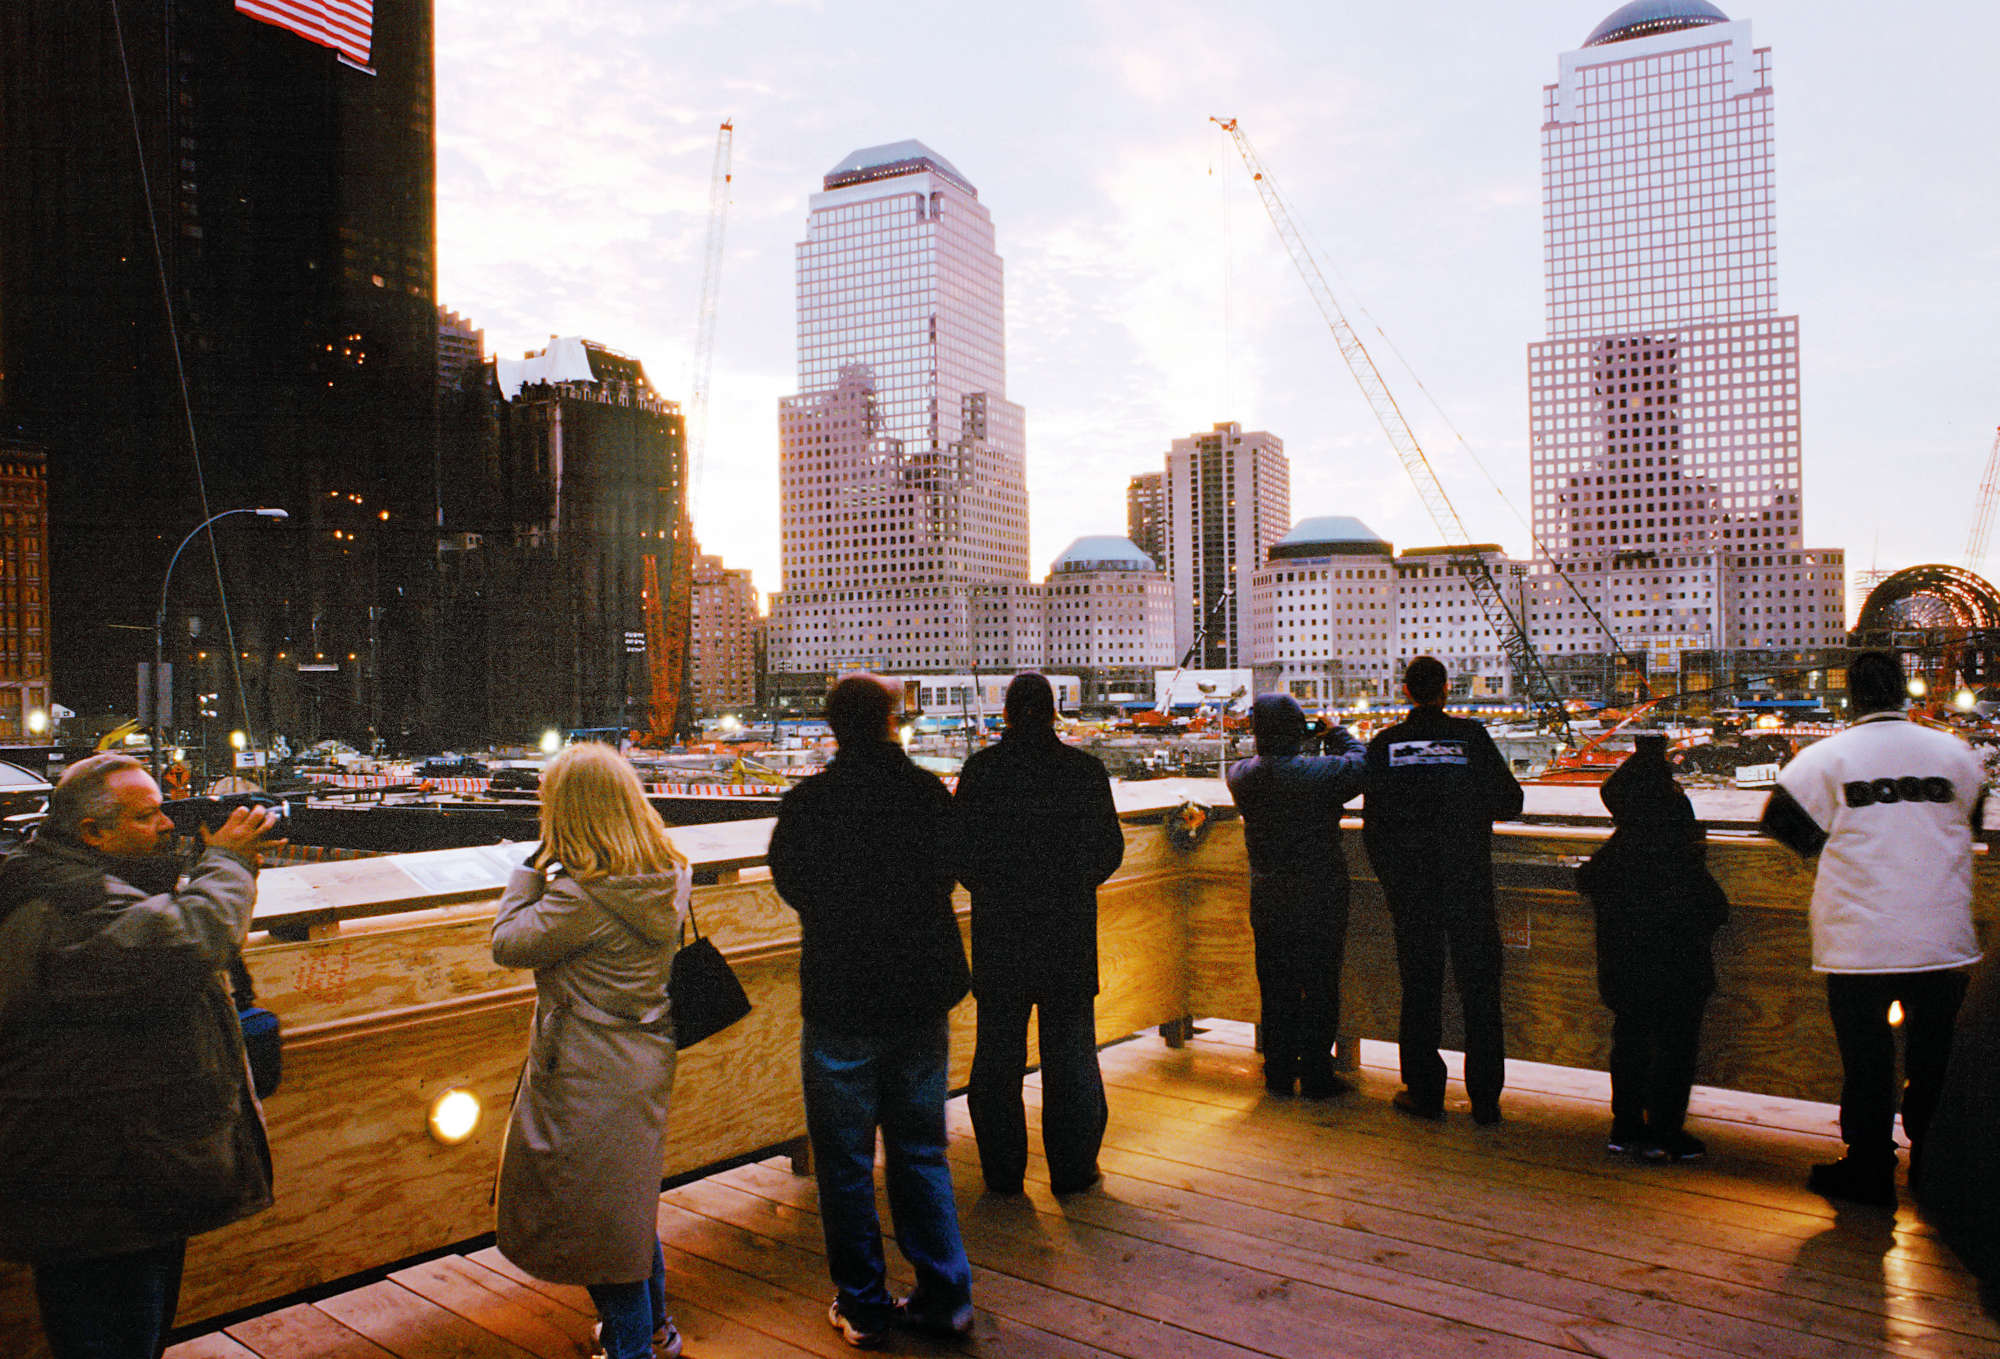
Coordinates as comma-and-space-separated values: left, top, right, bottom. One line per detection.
154, 507, 288, 778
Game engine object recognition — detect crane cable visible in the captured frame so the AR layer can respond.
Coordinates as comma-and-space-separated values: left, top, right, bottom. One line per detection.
1222, 117, 1642, 687
110, 0, 257, 749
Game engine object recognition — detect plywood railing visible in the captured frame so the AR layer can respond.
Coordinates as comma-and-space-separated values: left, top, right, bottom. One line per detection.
1, 778, 1992, 1354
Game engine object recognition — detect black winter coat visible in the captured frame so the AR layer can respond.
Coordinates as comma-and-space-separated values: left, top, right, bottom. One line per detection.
1575, 755, 1728, 1005
768, 740, 971, 1035
954, 729, 1124, 1000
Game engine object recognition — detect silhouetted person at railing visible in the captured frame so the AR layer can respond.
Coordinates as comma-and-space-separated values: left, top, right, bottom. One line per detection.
1919, 954, 2000, 1287
490, 743, 691, 1359
957, 672, 1125, 1197
1577, 734, 1728, 1163
1363, 656, 1524, 1125
1761, 649, 1986, 1208
768, 674, 975, 1348
1225, 694, 1365, 1097
0, 752, 283, 1359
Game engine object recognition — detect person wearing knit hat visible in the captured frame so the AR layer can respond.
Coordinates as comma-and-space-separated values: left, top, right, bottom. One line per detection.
1225, 694, 1366, 1096
1576, 734, 1729, 1162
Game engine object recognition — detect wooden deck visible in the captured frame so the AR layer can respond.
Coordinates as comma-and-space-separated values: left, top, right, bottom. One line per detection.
167, 1021, 1997, 1359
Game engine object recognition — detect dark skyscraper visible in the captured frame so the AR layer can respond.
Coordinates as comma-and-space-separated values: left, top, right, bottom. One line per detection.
436, 338, 687, 744
0, 0, 437, 750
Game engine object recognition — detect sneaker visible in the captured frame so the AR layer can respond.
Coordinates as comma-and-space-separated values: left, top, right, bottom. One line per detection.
828, 1297, 891, 1349
896, 1295, 976, 1339
591, 1321, 683, 1359
1606, 1120, 1648, 1154
1808, 1156, 1896, 1208
1638, 1131, 1706, 1164
1392, 1090, 1445, 1121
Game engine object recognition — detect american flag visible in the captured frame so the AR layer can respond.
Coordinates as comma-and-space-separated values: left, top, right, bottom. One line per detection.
235, 0, 374, 71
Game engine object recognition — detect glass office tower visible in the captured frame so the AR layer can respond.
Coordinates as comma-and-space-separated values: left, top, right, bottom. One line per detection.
1525, 1, 1843, 676
769, 141, 1036, 693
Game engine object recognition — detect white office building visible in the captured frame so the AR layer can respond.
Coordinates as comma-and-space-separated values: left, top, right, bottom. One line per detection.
1043, 536, 1174, 705
1526, 1, 1843, 680
768, 141, 1036, 697
1164, 423, 1290, 671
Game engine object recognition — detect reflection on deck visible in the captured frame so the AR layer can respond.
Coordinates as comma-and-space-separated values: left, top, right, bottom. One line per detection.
171, 1026, 1996, 1358
3, 779, 1994, 1355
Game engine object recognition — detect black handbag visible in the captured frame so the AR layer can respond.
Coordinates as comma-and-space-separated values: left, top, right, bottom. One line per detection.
228, 954, 282, 1098
670, 899, 751, 1049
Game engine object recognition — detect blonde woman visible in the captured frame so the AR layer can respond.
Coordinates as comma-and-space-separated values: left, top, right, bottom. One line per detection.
492, 743, 691, 1359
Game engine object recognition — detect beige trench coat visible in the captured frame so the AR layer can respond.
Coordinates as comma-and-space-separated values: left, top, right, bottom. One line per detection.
491, 862, 688, 1284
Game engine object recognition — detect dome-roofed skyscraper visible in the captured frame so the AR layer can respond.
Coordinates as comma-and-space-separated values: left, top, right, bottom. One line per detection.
1525, 3, 1845, 691
767, 141, 1035, 700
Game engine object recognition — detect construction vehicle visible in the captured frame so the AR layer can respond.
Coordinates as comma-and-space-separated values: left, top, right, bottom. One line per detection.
1135, 589, 1234, 729
1212, 117, 1581, 742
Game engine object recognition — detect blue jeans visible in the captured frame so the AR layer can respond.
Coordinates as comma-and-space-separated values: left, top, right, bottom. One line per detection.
585, 1238, 667, 1359
802, 1017, 973, 1331
33, 1238, 186, 1359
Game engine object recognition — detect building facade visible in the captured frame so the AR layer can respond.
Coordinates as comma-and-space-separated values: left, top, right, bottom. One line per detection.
767, 141, 1035, 700
1251, 517, 1529, 705
1043, 536, 1174, 706
438, 306, 485, 400
1250, 518, 1396, 704
1165, 423, 1290, 670
0, 442, 51, 738
1525, 1, 1843, 685
0, 0, 438, 747
690, 550, 760, 719
1126, 471, 1166, 567
435, 338, 687, 744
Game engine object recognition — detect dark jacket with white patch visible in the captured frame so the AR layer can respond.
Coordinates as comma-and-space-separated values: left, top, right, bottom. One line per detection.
1761, 711, 1985, 974
1362, 707, 1524, 908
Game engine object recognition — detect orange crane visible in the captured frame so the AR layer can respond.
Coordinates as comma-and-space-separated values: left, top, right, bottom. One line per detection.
638, 536, 692, 746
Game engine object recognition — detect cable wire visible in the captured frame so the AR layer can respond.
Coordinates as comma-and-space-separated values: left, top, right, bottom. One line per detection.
110, 0, 257, 750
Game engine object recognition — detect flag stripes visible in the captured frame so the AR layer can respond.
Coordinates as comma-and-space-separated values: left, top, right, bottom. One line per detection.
235, 0, 374, 69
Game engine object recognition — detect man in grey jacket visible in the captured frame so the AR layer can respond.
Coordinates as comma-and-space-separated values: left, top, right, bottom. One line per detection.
0, 753, 282, 1358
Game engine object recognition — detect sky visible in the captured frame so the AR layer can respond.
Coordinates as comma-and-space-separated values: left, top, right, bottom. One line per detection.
434, 0, 1999, 616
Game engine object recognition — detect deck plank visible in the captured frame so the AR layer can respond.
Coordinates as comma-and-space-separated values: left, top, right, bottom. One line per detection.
1067, 1036, 1993, 1347
462, 1249, 817, 1358
387, 1258, 587, 1359
223, 1304, 399, 1359
188, 1027, 1990, 1359
1088, 1037, 1971, 1283
165, 1335, 262, 1359
655, 1198, 1134, 1359
313, 1280, 539, 1359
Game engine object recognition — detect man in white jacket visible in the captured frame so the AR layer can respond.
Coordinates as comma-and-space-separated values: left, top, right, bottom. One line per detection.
1761, 650, 1987, 1206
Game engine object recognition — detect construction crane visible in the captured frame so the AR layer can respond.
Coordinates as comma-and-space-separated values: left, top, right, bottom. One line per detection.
1211, 117, 1573, 737
687, 119, 734, 520
638, 541, 693, 747
639, 120, 732, 749
1963, 426, 2000, 574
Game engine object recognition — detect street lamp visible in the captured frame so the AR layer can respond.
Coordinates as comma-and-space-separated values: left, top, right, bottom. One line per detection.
155, 508, 288, 777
